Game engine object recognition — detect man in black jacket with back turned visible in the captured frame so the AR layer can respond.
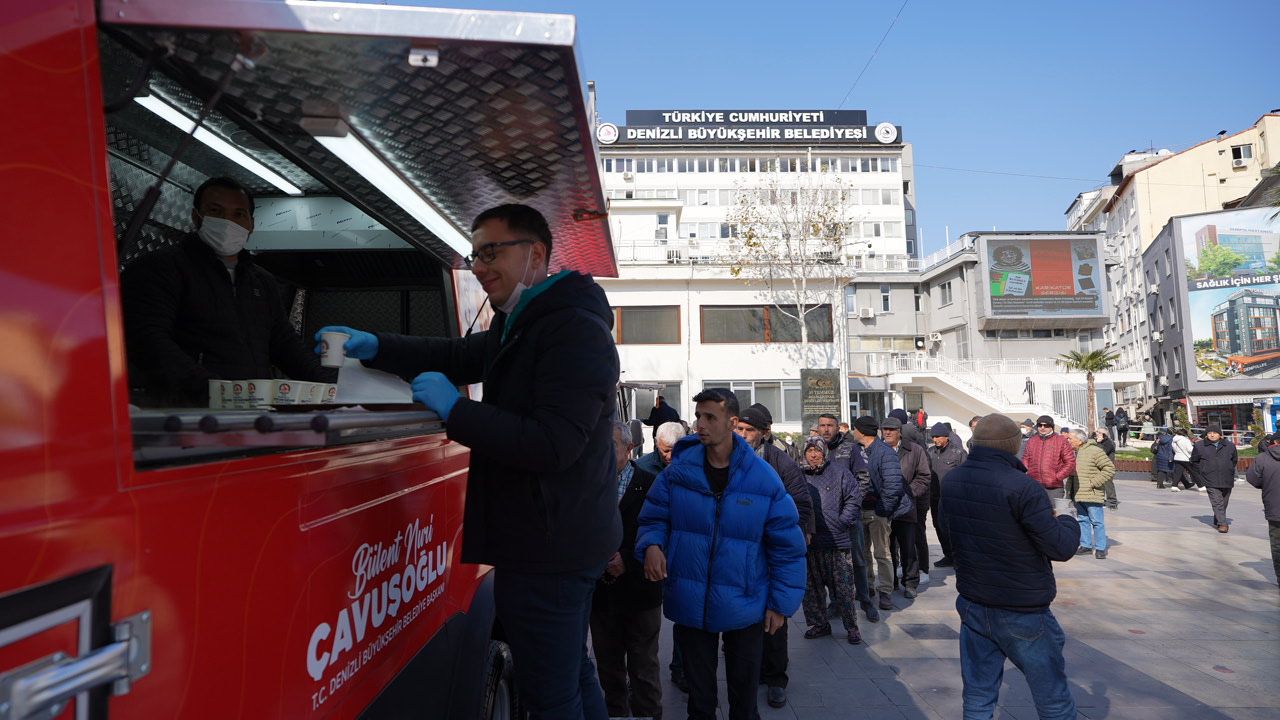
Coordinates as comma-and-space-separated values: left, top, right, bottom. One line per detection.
942, 415, 1080, 719
318, 204, 621, 720
122, 177, 333, 406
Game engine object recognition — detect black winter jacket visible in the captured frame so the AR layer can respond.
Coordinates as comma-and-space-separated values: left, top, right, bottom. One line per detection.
1191, 439, 1238, 489
367, 271, 622, 573
1245, 445, 1280, 523
759, 442, 816, 537
121, 235, 332, 404
941, 446, 1080, 611
926, 440, 967, 491
594, 462, 663, 613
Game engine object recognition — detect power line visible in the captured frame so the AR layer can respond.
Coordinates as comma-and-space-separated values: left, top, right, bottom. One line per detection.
837, 0, 909, 110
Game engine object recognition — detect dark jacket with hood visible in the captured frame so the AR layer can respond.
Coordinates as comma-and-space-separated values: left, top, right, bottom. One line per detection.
635, 434, 806, 632
759, 442, 816, 537
803, 458, 863, 550
367, 271, 622, 573
1245, 444, 1280, 523
1191, 437, 1238, 489
941, 446, 1081, 611
594, 461, 663, 613
121, 235, 333, 404
1153, 433, 1174, 472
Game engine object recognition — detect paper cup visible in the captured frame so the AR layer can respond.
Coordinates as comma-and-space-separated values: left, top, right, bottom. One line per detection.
228, 381, 247, 410
245, 380, 271, 408
296, 382, 320, 405
208, 379, 225, 409
323, 384, 338, 404
271, 380, 300, 405
320, 331, 350, 368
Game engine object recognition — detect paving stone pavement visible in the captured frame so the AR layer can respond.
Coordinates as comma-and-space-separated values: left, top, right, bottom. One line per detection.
635, 474, 1279, 719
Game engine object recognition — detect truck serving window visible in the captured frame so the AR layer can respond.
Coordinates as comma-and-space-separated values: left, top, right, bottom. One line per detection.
96, 9, 614, 469
100, 31, 463, 467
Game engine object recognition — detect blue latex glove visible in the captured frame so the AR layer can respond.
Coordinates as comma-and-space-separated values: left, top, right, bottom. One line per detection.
411, 372, 460, 421
313, 326, 378, 360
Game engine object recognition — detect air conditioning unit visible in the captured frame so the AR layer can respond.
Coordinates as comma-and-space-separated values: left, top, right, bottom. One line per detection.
1157, 375, 1169, 386
928, 332, 943, 342
1152, 331, 1165, 342
622, 171, 634, 180
858, 307, 876, 319
1231, 158, 1247, 168
1148, 286, 1159, 295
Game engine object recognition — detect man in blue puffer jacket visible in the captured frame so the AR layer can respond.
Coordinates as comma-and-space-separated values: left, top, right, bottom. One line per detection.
636, 389, 806, 720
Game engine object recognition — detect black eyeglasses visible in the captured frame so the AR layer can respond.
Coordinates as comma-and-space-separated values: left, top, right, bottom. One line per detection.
1036, 423, 1053, 428
464, 239, 533, 266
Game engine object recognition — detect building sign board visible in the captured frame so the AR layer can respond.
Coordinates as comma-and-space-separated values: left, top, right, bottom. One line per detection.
801, 369, 843, 431
598, 109, 900, 146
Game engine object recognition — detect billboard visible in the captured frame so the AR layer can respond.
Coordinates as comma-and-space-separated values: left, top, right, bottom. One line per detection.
978, 234, 1107, 318
597, 109, 901, 146
1177, 208, 1280, 382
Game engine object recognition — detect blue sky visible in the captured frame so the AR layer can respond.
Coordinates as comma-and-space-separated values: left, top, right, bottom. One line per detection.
411, 0, 1278, 254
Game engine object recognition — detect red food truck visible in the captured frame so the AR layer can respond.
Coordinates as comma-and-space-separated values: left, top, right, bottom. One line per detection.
0, 1, 615, 717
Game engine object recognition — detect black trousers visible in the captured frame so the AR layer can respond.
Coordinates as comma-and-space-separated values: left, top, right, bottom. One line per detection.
930, 482, 952, 559
590, 605, 663, 718
1171, 461, 1195, 489
760, 617, 789, 688
676, 622, 763, 720
1269, 520, 1280, 589
914, 496, 931, 572
890, 519, 920, 590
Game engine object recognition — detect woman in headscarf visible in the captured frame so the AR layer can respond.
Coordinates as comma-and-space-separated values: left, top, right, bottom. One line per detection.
799, 436, 867, 644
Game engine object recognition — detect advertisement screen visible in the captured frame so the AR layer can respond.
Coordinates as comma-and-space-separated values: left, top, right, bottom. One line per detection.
981, 235, 1106, 317
1179, 208, 1280, 382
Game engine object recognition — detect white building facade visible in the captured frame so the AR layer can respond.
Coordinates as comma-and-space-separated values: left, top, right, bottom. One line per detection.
596, 108, 1146, 439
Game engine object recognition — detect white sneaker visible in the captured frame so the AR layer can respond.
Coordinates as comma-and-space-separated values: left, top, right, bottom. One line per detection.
1170, 486, 1181, 492
919, 572, 931, 584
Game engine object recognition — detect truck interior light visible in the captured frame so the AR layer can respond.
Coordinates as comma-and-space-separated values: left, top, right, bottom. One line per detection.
135, 95, 303, 196
301, 117, 472, 257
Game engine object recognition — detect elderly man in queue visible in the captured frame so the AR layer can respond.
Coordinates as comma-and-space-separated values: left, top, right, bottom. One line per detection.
799, 436, 866, 645
591, 421, 663, 719
881, 417, 929, 598
734, 402, 814, 709
638, 421, 685, 477
851, 416, 911, 612
926, 423, 967, 568
637, 389, 806, 720
316, 203, 620, 719
943, 415, 1081, 719
122, 176, 334, 406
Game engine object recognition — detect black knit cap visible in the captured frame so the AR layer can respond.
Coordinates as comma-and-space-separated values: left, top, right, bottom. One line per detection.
740, 403, 772, 430
853, 416, 879, 436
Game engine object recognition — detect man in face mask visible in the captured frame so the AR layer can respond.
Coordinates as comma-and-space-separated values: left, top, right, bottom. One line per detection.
121, 176, 333, 406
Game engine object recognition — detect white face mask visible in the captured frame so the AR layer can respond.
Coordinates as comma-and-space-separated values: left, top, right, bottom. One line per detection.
496, 245, 536, 315
197, 216, 251, 256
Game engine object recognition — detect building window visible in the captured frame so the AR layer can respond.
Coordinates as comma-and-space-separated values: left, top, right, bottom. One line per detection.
1163, 247, 1172, 276
1168, 298, 1177, 327
704, 379, 803, 423
956, 332, 969, 359
880, 284, 891, 313
613, 306, 680, 344
939, 281, 953, 307
1231, 144, 1253, 161
1172, 350, 1183, 377
701, 305, 833, 343
913, 287, 922, 312
844, 285, 858, 314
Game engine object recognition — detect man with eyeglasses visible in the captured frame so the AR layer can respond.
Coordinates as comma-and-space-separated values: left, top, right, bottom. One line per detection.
316, 203, 621, 719
1022, 415, 1076, 504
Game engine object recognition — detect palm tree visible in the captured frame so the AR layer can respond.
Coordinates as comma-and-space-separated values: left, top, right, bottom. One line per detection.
1057, 350, 1120, 434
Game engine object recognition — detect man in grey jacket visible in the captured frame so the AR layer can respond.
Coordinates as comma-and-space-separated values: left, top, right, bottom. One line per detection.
882, 417, 929, 599
927, 423, 968, 568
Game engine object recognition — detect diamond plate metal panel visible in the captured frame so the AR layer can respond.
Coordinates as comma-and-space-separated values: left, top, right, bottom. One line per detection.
103, 13, 615, 276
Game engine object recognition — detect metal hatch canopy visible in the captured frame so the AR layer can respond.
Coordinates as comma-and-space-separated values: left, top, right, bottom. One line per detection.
100, 0, 616, 277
